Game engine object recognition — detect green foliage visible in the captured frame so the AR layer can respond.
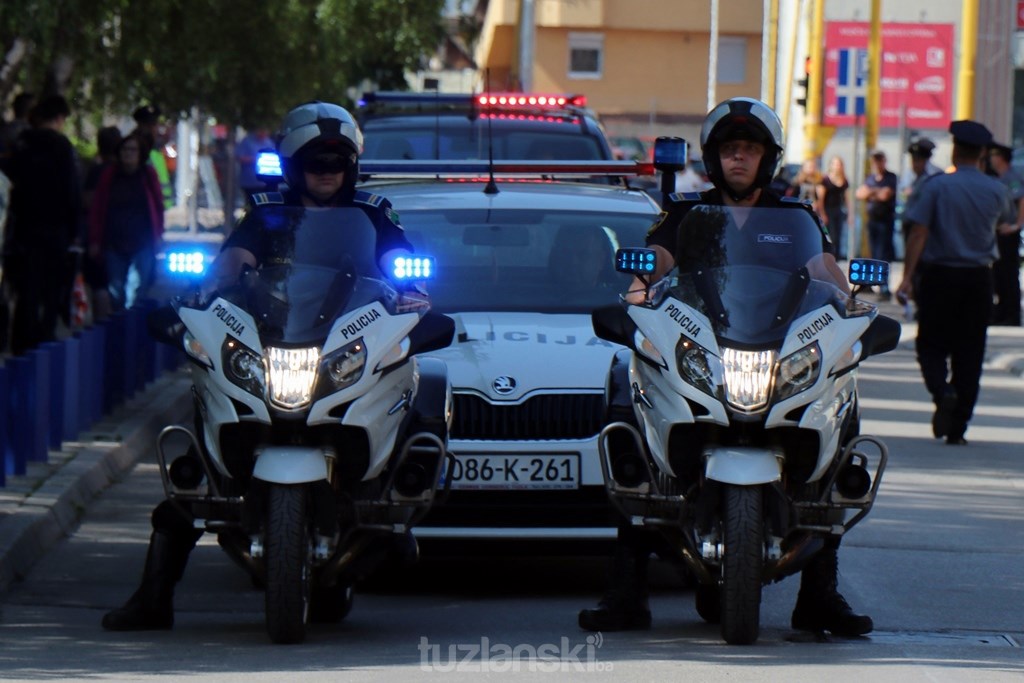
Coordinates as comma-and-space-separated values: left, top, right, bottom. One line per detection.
1, 0, 447, 128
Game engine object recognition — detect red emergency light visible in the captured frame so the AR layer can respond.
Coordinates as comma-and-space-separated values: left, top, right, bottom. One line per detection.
477, 93, 588, 109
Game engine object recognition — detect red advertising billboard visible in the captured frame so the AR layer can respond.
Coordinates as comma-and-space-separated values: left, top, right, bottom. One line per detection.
823, 22, 954, 129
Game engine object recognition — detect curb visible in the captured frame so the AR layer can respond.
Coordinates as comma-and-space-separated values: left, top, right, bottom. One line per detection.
0, 370, 193, 593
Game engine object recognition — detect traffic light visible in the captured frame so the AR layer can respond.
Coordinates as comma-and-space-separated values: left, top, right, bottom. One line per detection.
795, 56, 810, 108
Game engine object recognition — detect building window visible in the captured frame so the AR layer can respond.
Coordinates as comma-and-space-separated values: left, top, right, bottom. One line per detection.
569, 32, 603, 80
717, 36, 747, 84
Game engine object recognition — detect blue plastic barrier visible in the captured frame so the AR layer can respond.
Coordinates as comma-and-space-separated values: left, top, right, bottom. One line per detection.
102, 313, 127, 413
61, 336, 81, 442
41, 341, 65, 451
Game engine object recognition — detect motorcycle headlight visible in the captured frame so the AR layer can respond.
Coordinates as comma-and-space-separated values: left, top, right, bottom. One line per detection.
317, 338, 367, 396
775, 343, 822, 402
721, 347, 777, 412
266, 346, 320, 409
183, 331, 212, 368
222, 337, 265, 398
675, 337, 719, 398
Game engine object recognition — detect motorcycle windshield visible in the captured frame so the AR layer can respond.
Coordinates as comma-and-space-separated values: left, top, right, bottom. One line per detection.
218, 206, 396, 344
661, 205, 848, 347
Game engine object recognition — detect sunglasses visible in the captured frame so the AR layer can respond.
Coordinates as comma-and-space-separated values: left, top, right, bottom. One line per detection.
304, 153, 348, 175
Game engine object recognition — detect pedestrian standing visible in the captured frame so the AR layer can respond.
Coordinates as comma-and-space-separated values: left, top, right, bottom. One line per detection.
0, 92, 36, 159
131, 105, 174, 209
817, 155, 852, 259
81, 126, 123, 320
87, 132, 165, 311
986, 142, 1023, 326
2, 94, 81, 355
855, 150, 898, 298
897, 120, 1015, 445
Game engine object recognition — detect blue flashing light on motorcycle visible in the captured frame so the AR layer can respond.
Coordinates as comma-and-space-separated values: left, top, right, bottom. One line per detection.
256, 151, 283, 178
167, 251, 207, 276
848, 258, 889, 286
392, 255, 435, 280
615, 248, 657, 275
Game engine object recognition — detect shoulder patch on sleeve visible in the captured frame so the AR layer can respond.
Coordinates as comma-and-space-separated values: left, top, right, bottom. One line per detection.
252, 191, 284, 206
668, 191, 703, 202
354, 190, 385, 208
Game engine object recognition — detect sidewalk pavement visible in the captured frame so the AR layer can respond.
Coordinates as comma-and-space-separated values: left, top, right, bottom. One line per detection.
0, 264, 1020, 596
0, 369, 193, 593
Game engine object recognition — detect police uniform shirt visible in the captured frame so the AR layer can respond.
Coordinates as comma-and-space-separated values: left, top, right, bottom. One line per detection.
646, 187, 831, 258
903, 166, 1014, 267
223, 189, 413, 266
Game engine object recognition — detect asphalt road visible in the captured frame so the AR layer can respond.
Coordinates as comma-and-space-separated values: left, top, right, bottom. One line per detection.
0, 301, 1022, 681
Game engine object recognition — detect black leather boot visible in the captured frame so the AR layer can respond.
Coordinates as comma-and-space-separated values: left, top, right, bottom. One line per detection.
791, 546, 873, 636
578, 547, 651, 632
101, 531, 196, 631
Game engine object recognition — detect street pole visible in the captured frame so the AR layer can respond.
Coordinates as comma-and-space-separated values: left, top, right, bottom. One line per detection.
865, 0, 882, 157
956, 0, 979, 119
763, 0, 779, 107
803, 0, 824, 161
709, 0, 720, 112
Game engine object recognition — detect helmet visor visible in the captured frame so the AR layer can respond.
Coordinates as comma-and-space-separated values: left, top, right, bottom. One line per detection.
303, 151, 350, 175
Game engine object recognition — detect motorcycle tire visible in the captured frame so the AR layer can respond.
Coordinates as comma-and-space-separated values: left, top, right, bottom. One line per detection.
264, 484, 312, 644
695, 583, 721, 624
720, 485, 764, 645
310, 582, 355, 623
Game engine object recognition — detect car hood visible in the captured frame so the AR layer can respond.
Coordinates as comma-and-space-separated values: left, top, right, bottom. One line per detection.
424, 312, 621, 401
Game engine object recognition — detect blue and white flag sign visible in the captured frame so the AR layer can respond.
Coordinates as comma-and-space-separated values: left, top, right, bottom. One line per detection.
835, 47, 867, 117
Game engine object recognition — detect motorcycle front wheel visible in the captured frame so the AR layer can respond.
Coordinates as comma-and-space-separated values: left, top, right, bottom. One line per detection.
264, 484, 312, 644
720, 484, 764, 645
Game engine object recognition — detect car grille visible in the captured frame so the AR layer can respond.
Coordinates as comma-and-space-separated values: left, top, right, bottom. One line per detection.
452, 393, 604, 440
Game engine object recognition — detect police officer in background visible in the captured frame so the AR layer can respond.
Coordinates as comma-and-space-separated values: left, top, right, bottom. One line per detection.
579, 97, 871, 638
986, 142, 1023, 326
102, 101, 417, 631
897, 120, 1015, 446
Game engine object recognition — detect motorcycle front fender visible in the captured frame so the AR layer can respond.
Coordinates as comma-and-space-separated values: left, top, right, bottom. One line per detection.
704, 447, 781, 485
253, 447, 328, 484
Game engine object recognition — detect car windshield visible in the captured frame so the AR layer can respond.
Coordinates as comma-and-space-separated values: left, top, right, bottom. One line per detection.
362, 123, 607, 161
210, 206, 399, 344
657, 205, 854, 346
401, 207, 653, 313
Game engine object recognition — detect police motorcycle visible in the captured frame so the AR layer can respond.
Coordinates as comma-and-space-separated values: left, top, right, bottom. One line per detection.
591, 171, 901, 644
151, 201, 455, 644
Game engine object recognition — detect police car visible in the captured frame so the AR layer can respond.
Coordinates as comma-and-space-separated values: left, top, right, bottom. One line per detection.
357, 91, 616, 162
357, 159, 660, 549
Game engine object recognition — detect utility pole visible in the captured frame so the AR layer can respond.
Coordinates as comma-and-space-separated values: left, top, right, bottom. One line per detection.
956, 0, 978, 119
802, 0, 825, 161
709, 0, 720, 112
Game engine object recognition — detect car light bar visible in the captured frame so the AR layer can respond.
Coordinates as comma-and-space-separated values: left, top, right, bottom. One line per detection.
357, 91, 588, 113
476, 93, 587, 108
360, 160, 654, 178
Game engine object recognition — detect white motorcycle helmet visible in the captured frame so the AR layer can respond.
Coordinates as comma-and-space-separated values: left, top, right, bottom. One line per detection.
277, 101, 364, 198
700, 97, 785, 201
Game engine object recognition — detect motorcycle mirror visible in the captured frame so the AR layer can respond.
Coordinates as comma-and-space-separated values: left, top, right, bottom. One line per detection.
847, 258, 890, 290
591, 304, 637, 348
860, 314, 901, 357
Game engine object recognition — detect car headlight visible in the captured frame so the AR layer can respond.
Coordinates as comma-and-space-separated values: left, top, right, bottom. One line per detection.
775, 343, 821, 402
675, 337, 720, 398
222, 337, 265, 398
183, 331, 212, 368
721, 347, 777, 412
266, 346, 320, 409
316, 338, 367, 397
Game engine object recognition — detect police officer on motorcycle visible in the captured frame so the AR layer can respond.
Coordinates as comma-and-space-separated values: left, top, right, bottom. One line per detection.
579, 97, 872, 637
102, 101, 417, 631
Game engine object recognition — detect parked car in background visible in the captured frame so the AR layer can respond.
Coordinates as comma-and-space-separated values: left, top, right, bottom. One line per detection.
357, 91, 616, 162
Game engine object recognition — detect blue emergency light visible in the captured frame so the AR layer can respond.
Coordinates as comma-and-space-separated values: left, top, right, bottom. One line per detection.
256, 151, 283, 178
167, 251, 207, 276
848, 258, 889, 286
392, 256, 435, 281
615, 248, 657, 275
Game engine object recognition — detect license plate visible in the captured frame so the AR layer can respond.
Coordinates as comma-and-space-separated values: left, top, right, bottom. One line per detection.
446, 454, 580, 490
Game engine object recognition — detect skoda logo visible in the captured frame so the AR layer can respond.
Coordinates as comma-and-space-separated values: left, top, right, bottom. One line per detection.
492, 376, 517, 395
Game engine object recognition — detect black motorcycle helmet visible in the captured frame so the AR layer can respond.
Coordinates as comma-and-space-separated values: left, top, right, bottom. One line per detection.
276, 101, 363, 204
700, 97, 785, 202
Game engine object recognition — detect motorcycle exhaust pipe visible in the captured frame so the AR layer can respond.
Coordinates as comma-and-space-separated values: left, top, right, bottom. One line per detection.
835, 454, 871, 499
169, 452, 206, 489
